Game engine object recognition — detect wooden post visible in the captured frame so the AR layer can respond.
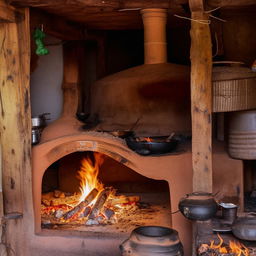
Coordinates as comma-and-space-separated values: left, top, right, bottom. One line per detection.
0, 6, 31, 256
189, 9, 213, 193
189, 2, 213, 254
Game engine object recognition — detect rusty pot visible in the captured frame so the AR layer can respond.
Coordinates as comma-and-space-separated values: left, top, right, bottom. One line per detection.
178, 192, 218, 221
120, 226, 184, 256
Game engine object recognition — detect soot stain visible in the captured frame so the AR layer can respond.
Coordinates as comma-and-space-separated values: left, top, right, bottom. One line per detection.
24, 89, 29, 111
7, 75, 14, 83
10, 177, 15, 189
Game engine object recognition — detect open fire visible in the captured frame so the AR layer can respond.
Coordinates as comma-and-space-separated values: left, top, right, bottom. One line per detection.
198, 234, 250, 256
41, 153, 143, 226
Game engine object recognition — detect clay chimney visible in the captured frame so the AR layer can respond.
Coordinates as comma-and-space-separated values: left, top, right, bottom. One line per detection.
140, 9, 167, 64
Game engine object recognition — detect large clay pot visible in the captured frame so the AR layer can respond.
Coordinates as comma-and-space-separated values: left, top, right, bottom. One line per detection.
228, 110, 256, 160
120, 226, 184, 256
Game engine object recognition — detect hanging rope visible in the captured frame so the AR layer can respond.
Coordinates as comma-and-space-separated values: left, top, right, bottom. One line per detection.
173, 14, 211, 24
174, 6, 226, 25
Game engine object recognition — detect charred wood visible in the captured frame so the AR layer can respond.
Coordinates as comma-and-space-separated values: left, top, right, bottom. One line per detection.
62, 188, 98, 220
88, 189, 111, 219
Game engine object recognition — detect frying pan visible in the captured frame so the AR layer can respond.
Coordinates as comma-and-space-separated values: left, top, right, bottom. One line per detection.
125, 136, 178, 155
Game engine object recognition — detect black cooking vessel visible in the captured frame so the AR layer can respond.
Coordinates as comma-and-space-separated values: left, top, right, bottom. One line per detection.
178, 192, 218, 221
125, 136, 178, 155
120, 226, 184, 256
232, 216, 256, 241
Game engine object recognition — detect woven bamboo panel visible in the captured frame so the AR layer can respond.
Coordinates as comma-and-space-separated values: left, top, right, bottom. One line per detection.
213, 78, 256, 112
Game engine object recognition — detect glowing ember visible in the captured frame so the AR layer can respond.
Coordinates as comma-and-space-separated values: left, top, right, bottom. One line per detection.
199, 234, 250, 256
77, 153, 104, 203
144, 137, 153, 142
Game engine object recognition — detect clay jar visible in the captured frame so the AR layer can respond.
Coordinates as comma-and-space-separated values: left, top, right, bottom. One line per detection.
120, 226, 184, 256
178, 192, 218, 221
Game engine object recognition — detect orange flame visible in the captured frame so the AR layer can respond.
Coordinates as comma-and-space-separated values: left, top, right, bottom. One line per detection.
210, 234, 249, 256
77, 153, 105, 203
144, 137, 153, 142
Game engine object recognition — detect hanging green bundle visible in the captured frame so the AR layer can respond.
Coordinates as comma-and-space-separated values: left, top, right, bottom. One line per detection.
33, 28, 49, 56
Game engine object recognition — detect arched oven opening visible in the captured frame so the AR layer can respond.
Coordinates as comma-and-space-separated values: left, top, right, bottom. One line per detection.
41, 151, 171, 236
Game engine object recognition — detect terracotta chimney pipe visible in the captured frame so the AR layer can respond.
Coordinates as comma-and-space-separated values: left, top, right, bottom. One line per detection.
140, 8, 168, 64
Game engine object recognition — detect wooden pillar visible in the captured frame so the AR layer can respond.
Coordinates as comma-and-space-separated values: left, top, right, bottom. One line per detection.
189, 1, 213, 255
189, 7, 213, 193
0, 6, 31, 256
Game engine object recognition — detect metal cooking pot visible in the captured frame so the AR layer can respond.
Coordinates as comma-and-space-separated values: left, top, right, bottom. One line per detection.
125, 136, 178, 155
120, 226, 184, 256
178, 192, 218, 221
32, 128, 41, 145
232, 216, 256, 241
31, 113, 50, 128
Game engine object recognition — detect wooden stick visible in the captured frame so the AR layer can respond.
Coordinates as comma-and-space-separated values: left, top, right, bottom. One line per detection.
62, 188, 98, 220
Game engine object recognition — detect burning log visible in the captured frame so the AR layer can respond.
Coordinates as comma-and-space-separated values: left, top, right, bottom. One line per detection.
103, 207, 115, 220
42, 193, 80, 207
88, 188, 111, 220
198, 234, 250, 256
82, 206, 91, 217
108, 195, 140, 205
54, 190, 65, 198
62, 188, 99, 220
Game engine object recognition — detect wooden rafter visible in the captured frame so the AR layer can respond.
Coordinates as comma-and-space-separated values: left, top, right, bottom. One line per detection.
207, 0, 256, 8
0, 0, 18, 22
8, 0, 175, 9
10, 0, 256, 9
30, 9, 85, 40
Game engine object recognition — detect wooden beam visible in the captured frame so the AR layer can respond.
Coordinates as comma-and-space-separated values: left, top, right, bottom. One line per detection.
189, 6, 212, 192
30, 8, 85, 40
9, 0, 180, 9
207, 0, 256, 8
0, 8, 32, 256
0, 0, 18, 22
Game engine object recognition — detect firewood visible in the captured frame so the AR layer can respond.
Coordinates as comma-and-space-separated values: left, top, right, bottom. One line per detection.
42, 192, 54, 200
62, 188, 98, 220
42, 199, 51, 206
103, 207, 115, 219
54, 190, 65, 198
83, 206, 91, 217
108, 195, 140, 205
88, 189, 111, 219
